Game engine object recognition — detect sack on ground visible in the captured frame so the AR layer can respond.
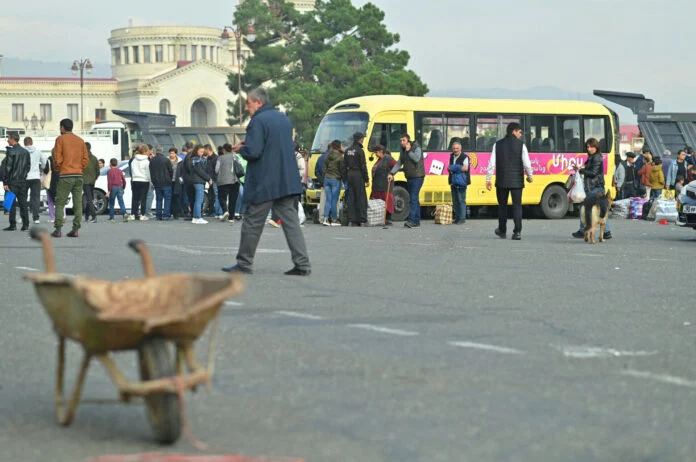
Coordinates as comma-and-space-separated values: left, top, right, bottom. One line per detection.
649, 199, 678, 222
629, 197, 648, 219
434, 204, 453, 225
611, 198, 631, 218
568, 171, 586, 203
366, 199, 386, 226
641, 199, 654, 221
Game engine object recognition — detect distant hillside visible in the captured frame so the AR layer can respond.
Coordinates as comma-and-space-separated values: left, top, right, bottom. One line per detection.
1, 57, 111, 78
428, 86, 636, 124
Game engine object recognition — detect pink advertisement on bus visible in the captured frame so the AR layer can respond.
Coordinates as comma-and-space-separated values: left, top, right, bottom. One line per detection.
421, 152, 608, 176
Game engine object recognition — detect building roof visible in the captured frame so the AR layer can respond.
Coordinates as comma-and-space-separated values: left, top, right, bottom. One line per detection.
0, 77, 117, 82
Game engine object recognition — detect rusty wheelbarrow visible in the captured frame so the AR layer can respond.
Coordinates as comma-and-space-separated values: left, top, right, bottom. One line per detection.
24, 228, 244, 444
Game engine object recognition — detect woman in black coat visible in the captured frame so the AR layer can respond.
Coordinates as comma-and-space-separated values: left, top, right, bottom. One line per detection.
341, 132, 369, 226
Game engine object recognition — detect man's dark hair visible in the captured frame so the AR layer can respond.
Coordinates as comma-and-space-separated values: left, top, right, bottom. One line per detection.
85, 142, 91, 151
9, 132, 20, 142
685, 146, 693, 154
60, 118, 73, 132
223, 143, 233, 153
204, 144, 212, 150
506, 122, 522, 135
676, 175, 685, 183
147, 144, 153, 150
400, 133, 411, 141
110, 158, 118, 166
99, 158, 105, 164
23, 136, 33, 145
169, 147, 178, 154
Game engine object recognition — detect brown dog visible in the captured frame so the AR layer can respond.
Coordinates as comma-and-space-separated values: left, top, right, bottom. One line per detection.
580, 190, 613, 244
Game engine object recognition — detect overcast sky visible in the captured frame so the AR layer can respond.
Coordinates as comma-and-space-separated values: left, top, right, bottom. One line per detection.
1, 0, 694, 114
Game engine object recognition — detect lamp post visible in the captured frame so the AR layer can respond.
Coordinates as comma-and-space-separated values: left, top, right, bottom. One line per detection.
221, 23, 256, 127
71, 58, 93, 131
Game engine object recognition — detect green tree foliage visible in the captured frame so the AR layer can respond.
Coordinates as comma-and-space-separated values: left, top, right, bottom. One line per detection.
227, 0, 428, 143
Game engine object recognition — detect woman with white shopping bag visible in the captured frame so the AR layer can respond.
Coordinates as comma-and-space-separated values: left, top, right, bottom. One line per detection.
571, 138, 612, 240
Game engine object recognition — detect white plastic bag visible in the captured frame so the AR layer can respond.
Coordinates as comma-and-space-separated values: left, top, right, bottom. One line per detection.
611, 199, 631, 219
298, 201, 306, 224
651, 199, 678, 222
568, 171, 586, 203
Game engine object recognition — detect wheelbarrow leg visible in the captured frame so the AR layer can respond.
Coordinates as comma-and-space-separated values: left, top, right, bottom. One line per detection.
55, 336, 91, 426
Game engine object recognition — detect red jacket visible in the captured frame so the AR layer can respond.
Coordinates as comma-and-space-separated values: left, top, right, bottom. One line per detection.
107, 167, 126, 191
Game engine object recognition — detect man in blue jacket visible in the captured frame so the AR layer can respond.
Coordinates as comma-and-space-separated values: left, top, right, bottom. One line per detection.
223, 88, 311, 276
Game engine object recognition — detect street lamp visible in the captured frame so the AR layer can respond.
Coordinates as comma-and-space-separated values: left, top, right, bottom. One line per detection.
71, 58, 93, 131
221, 23, 256, 127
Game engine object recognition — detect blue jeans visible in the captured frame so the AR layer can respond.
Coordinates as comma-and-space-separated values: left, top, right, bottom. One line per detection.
650, 188, 662, 200
213, 182, 223, 216
578, 186, 611, 232
451, 185, 467, 223
193, 183, 205, 219
407, 177, 424, 225
155, 185, 172, 220
323, 178, 341, 221
145, 183, 154, 215
108, 187, 127, 219
235, 183, 247, 215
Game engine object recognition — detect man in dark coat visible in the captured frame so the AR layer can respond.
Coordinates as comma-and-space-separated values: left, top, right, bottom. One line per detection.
3, 133, 31, 231
341, 132, 369, 226
485, 122, 534, 240
149, 147, 174, 220
223, 87, 311, 276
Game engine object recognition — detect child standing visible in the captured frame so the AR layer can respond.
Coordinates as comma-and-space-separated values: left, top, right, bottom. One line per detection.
675, 175, 686, 197
106, 158, 129, 221
649, 158, 665, 199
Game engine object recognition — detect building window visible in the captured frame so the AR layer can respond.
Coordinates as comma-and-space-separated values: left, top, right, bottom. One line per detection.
159, 99, 171, 115
124, 47, 130, 64
191, 45, 198, 61
112, 47, 121, 65
133, 46, 140, 63
40, 104, 52, 122
67, 104, 79, 121
12, 104, 24, 122
201, 45, 207, 60
95, 108, 107, 123
179, 45, 187, 60
155, 45, 164, 63
143, 45, 151, 63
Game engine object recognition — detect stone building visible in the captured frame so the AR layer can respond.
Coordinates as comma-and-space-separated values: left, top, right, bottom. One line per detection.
0, 24, 253, 130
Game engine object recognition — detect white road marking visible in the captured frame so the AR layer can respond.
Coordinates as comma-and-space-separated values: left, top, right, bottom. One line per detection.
15, 266, 39, 272
554, 345, 658, 359
275, 311, 324, 320
621, 370, 696, 388
348, 324, 419, 337
151, 244, 287, 255
224, 301, 245, 307
449, 341, 525, 355
573, 253, 604, 258
332, 237, 353, 241
647, 258, 671, 262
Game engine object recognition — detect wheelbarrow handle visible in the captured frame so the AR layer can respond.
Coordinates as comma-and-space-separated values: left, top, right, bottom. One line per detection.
30, 227, 56, 273
127, 240, 156, 277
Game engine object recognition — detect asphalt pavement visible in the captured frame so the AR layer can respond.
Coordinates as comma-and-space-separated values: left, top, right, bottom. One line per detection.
1, 211, 696, 462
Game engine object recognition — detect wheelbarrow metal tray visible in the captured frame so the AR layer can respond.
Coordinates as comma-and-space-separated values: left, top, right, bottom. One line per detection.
25, 272, 240, 353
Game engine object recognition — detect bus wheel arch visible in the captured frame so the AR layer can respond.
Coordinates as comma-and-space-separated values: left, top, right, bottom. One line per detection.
539, 183, 570, 219
391, 182, 409, 222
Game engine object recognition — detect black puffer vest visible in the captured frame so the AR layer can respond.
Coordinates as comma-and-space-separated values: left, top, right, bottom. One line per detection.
494, 135, 524, 189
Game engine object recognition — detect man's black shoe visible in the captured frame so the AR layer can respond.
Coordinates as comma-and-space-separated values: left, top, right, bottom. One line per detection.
221, 264, 252, 274
603, 231, 612, 240
572, 230, 584, 238
511, 232, 521, 241
20, 225, 29, 231
284, 267, 311, 276
494, 228, 506, 239
3, 226, 16, 231
51, 229, 62, 238
67, 230, 79, 238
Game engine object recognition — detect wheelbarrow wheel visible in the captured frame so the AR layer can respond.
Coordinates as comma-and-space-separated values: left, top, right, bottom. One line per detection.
138, 337, 181, 445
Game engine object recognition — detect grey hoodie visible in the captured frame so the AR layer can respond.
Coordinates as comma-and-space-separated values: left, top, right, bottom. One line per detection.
25, 145, 49, 180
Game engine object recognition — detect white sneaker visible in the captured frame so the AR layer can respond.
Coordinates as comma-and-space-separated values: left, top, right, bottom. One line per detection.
34, 219, 40, 224
330, 222, 341, 227
322, 219, 330, 226
140, 215, 149, 221
193, 218, 208, 224
48, 219, 55, 223
221, 212, 229, 221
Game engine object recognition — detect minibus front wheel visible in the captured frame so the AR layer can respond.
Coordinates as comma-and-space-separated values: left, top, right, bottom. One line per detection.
391, 185, 410, 222
540, 184, 569, 219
